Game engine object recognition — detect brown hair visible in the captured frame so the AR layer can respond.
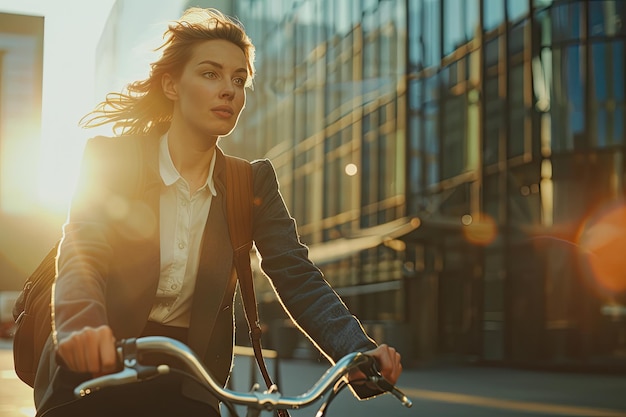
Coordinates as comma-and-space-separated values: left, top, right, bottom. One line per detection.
80, 8, 256, 136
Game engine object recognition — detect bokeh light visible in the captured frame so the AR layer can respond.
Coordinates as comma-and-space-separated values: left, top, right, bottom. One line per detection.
462, 213, 498, 246
344, 163, 358, 176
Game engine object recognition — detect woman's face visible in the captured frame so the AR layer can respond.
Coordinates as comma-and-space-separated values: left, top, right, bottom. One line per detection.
168, 39, 249, 138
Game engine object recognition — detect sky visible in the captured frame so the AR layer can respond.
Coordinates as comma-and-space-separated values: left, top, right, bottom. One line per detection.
0, 0, 116, 212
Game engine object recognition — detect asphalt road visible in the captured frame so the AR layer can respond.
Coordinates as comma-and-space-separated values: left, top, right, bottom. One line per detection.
1, 339, 626, 417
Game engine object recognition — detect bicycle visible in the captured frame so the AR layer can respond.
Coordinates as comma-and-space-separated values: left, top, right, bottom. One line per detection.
69, 336, 413, 417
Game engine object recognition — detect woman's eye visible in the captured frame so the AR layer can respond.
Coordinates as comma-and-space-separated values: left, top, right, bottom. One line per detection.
233, 77, 246, 87
203, 72, 217, 79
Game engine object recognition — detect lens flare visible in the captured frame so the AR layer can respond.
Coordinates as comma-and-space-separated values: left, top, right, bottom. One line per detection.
577, 202, 626, 294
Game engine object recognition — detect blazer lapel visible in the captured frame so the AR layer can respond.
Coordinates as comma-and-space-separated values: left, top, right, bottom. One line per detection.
187, 151, 235, 357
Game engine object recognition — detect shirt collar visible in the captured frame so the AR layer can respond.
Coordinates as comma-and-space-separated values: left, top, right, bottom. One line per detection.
159, 132, 217, 196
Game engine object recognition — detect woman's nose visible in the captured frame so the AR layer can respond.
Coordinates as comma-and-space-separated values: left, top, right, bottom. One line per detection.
220, 82, 235, 99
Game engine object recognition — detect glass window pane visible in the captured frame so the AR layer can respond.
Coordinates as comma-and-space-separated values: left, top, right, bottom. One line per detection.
340, 151, 352, 213
534, 0, 554, 8
409, 78, 423, 110
361, 113, 376, 207
325, 48, 339, 118
409, 116, 423, 205
551, 45, 586, 151
551, 1, 584, 42
509, 19, 527, 55
378, 133, 389, 200
484, 0, 505, 31
442, 94, 466, 178
484, 76, 502, 165
408, 0, 423, 69
616, 105, 624, 142
363, 32, 377, 79
424, 0, 441, 67
484, 174, 501, 222
443, 0, 479, 55
424, 73, 440, 186
339, 34, 355, 120
589, 0, 626, 37
465, 0, 480, 40
425, 102, 440, 186
594, 106, 608, 147
425, 71, 440, 102
590, 40, 626, 147
508, 165, 542, 226
444, 0, 464, 55
485, 37, 500, 67
362, 144, 372, 206
324, 158, 338, 218
591, 42, 609, 102
612, 41, 625, 101
335, 0, 360, 35
507, 0, 529, 21
379, 2, 397, 81
508, 65, 526, 157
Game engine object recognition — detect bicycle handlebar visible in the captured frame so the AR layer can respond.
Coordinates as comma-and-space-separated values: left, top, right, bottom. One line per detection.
73, 336, 413, 412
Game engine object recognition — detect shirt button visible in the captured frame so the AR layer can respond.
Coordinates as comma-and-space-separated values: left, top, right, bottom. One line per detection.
178, 242, 185, 249
181, 201, 187, 206
171, 284, 178, 290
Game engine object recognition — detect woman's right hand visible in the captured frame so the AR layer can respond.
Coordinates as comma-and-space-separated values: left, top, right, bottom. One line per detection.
56, 325, 118, 376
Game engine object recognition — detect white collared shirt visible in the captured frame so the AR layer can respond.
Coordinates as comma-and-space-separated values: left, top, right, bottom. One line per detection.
148, 133, 217, 327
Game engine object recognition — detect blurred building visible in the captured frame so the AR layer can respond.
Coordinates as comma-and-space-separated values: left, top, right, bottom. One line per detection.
0, 12, 47, 292
221, 0, 626, 370
92, 0, 626, 370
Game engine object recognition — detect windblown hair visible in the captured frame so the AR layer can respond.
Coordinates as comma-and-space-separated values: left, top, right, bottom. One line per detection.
80, 8, 256, 136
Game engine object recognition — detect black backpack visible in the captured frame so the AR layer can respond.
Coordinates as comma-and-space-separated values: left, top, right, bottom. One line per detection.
12, 242, 59, 386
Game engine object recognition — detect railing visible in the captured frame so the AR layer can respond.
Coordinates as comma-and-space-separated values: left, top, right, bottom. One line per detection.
230, 345, 281, 389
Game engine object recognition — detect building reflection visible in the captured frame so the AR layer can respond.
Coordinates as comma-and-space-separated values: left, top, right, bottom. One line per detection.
216, 0, 626, 370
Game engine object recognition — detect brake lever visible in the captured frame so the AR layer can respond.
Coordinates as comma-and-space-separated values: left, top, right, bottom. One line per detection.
74, 363, 170, 398
367, 374, 413, 408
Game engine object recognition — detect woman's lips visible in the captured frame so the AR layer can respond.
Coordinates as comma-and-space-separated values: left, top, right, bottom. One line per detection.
212, 106, 234, 118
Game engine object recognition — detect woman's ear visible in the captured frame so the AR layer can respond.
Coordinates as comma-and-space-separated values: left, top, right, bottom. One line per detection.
161, 73, 178, 100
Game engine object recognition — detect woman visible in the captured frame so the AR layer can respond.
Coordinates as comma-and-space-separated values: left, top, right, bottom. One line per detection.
35, 7, 402, 416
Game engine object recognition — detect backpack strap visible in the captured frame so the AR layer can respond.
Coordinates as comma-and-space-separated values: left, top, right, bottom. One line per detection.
224, 156, 280, 392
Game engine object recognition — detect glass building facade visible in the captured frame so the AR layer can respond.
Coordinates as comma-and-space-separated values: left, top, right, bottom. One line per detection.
223, 0, 626, 369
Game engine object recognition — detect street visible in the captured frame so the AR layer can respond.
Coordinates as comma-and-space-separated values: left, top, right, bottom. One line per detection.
1, 340, 626, 417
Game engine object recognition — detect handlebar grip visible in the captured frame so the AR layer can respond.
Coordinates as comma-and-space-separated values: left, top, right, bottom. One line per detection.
357, 354, 413, 408
357, 354, 379, 376
74, 364, 170, 398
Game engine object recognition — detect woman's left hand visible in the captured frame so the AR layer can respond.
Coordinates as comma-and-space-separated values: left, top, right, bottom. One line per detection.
348, 344, 403, 392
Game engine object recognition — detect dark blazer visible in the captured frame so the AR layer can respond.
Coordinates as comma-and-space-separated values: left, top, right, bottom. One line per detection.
34, 135, 376, 414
